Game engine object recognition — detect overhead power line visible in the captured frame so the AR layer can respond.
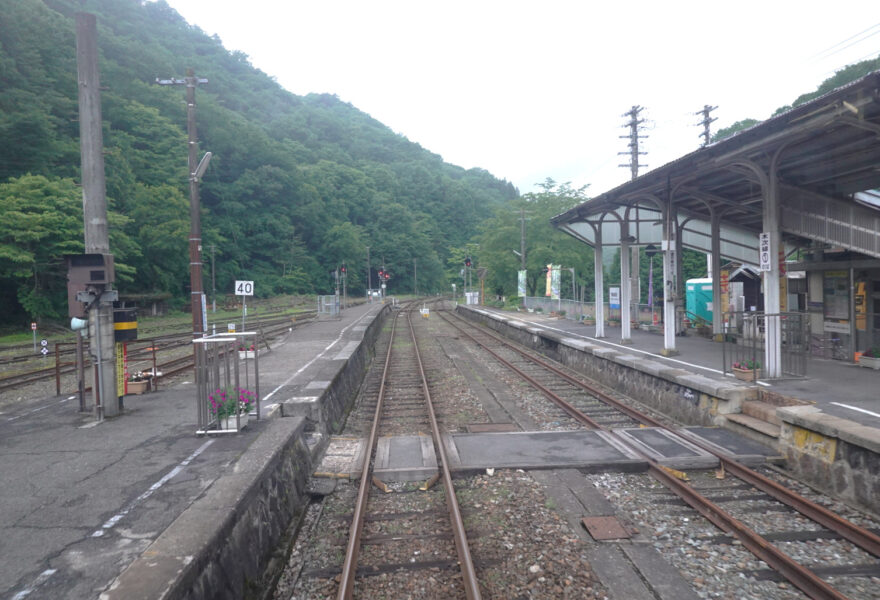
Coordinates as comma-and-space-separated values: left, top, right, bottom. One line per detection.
808, 22, 880, 62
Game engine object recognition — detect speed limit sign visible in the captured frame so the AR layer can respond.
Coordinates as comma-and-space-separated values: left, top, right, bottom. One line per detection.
234, 280, 254, 296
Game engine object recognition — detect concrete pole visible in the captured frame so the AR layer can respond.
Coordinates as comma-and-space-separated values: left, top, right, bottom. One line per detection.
594, 225, 605, 338
711, 211, 723, 339
186, 69, 205, 344
662, 205, 678, 356
620, 225, 632, 343
366, 246, 371, 298
76, 13, 117, 417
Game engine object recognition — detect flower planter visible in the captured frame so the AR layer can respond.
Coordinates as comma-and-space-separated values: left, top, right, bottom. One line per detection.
127, 379, 150, 395
219, 412, 249, 431
732, 367, 759, 382
858, 355, 880, 370
238, 350, 255, 360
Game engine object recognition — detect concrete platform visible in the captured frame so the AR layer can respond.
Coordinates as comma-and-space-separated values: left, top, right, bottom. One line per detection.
313, 427, 779, 481
0, 300, 386, 600
475, 306, 880, 429
463, 305, 880, 512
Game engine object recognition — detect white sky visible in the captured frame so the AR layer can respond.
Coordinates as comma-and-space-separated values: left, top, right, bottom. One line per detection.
161, 1, 880, 196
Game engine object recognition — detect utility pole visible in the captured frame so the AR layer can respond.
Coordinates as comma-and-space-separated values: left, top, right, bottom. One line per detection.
696, 105, 718, 287
366, 246, 371, 298
210, 244, 216, 313
618, 105, 648, 180
156, 70, 210, 349
696, 104, 718, 147
519, 208, 527, 270
413, 258, 417, 296
76, 12, 117, 419
619, 105, 648, 333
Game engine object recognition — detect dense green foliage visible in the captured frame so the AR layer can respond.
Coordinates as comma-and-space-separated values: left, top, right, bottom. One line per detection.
0, 0, 517, 324
713, 55, 880, 143
473, 180, 594, 300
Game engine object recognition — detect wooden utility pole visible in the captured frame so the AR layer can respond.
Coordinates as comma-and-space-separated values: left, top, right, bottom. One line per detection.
210, 244, 216, 313
76, 13, 117, 418
156, 70, 210, 346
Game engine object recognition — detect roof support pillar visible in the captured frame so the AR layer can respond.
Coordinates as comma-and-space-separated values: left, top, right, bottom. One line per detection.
620, 221, 632, 343
763, 157, 783, 378
711, 209, 723, 338
727, 155, 783, 377
593, 224, 605, 338
662, 201, 678, 355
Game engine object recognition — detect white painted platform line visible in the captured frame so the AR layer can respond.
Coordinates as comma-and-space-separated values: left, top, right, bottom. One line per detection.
263, 306, 378, 402
91, 439, 214, 537
11, 569, 57, 600
5, 396, 74, 423
831, 402, 880, 419
488, 310, 726, 376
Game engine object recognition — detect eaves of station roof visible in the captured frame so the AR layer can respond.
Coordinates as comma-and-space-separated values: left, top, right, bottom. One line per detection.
552, 70, 880, 263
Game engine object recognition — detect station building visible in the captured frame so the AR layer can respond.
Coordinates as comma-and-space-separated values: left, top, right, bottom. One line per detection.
552, 70, 880, 376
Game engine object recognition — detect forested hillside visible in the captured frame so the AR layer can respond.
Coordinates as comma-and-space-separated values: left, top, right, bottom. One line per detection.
0, 0, 517, 325
713, 56, 880, 142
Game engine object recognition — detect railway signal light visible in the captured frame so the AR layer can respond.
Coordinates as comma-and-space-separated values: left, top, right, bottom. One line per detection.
341, 264, 346, 274
464, 256, 472, 267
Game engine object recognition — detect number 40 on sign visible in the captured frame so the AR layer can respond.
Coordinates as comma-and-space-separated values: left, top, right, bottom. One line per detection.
235, 280, 254, 296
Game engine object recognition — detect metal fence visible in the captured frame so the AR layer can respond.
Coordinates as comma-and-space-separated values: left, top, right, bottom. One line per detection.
317, 294, 340, 317
194, 332, 261, 435
522, 297, 661, 325
722, 312, 808, 379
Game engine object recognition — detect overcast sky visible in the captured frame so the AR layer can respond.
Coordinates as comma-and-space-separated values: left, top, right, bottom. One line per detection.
161, 1, 880, 196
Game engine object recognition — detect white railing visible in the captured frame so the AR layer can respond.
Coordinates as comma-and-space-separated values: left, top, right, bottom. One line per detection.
194, 331, 261, 435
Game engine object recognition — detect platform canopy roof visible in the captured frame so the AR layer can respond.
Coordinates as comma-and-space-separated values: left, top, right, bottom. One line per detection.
551, 70, 880, 264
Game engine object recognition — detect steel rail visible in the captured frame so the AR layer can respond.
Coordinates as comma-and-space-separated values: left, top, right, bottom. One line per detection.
0, 316, 299, 395
406, 310, 482, 600
436, 311, 601, 429
441, 309, 860, 599
445, 310, 880, 559
647, 462, 852, 600
336, 311, 398, 599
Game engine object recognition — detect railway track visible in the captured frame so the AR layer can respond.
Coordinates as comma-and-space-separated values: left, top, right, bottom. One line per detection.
440, 308, 880, 600
0, 312, 316, 396
336, 305, 481, 599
